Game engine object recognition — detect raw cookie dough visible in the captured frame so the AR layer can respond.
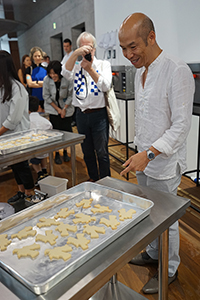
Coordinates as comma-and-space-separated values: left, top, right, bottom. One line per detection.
100, 215, 120, 230
67, 233, 90, 250
91, 204, 112, 214
83, 224, 106, 238
73, 213, 96, 224
55, 222, 77, 237
45, 244, 72, 261
35, 230, 58, 245
118, 208, 136, 221
54, 208, 75, 219
36, 217, 60, 228
76, 198, 93, 208
13, 243, 40, 259
11, 226, 37, 240
0, 234, 11, 251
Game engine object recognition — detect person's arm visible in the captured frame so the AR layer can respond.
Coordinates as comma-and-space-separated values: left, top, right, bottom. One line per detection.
43, 77, 62, 115
0, 126, 9, 136
18, 69, 26, 87
26, 74, 43, 88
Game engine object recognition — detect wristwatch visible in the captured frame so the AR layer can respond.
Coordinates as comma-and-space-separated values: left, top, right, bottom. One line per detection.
146, 149, 155, 161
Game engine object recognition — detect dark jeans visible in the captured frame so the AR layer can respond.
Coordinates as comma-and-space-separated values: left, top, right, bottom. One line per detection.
76, 107, 110, 181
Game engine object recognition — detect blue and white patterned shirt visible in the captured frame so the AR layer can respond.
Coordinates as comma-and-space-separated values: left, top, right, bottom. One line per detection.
61, 57, 112, 111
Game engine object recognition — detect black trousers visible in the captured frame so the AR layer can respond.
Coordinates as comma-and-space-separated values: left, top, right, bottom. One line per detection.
11, 160, 34, 190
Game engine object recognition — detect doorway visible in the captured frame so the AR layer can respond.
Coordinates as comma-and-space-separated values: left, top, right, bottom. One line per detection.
50, 32, 63, 61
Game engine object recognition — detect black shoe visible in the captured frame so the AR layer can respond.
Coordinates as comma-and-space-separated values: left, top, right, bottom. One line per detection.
55, 152, 62, 164
142, 270, 178, 294
129, 251, 158, 265
35, 174, 45, 187
63, 150, 70, 162
8, 191, 25, 204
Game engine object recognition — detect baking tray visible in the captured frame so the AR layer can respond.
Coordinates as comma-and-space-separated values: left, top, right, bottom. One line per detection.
0, 182, 154, 295
0, 129, 63, 155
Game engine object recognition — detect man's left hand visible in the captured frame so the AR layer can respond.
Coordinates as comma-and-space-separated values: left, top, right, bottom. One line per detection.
120, 151, 149, 176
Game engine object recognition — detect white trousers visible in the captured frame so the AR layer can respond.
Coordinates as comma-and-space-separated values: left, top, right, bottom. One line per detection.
136, 165, 181, 277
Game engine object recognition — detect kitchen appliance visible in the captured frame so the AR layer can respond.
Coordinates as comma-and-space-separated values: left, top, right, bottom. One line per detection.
188, 63, 200, 116
111, 65, 136, 99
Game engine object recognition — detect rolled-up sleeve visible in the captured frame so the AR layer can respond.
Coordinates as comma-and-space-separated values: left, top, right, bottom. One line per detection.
96, 60, 112, 92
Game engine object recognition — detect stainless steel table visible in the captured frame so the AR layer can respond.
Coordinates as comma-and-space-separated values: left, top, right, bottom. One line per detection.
0, 177, 190, 300
0, 131, 85, 187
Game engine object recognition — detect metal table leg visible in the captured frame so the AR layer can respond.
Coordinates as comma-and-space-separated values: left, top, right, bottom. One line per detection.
158, 228, 169, 300
70, 145, 76, 186
49, 152, 54, 176
89, 273, 148, 300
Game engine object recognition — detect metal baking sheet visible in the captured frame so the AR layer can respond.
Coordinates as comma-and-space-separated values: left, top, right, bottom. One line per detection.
0, 182, 154, 295
0, 129, 63, 155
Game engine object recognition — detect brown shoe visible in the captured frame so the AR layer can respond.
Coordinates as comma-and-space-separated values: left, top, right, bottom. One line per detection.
129, 251, 158, 265
142, 270, 178, 294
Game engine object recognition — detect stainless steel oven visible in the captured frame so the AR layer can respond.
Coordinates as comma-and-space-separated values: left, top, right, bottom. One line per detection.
111, 65, 136, 99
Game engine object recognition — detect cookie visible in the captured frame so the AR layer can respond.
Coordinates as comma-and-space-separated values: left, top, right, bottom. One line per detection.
83, 224, 106, 238
99, 215, 120, 230
54, 208, 75, 219
36, 217, 60, 228
0, 234, 11, 251
72, 213, 96, 224
45, 244, 72, 261
11, 226, 37, 240
13, 243, 40, 259
118, 208, 136, 221
67, 233, 90, 250
55, 222, 77, 237
35, 230, 58, 245
76, 198, 93, 208
91, 204, 112, 214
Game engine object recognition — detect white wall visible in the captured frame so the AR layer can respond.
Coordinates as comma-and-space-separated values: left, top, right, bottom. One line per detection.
94, 0, 200, 178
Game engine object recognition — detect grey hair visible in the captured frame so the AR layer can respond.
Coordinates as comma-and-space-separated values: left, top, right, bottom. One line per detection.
76, 32, 97, 48
29, 46, 44, 61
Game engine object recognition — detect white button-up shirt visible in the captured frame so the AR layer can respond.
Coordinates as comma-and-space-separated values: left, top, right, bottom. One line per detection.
61, 57, 112, 111
134, 51, 195, 180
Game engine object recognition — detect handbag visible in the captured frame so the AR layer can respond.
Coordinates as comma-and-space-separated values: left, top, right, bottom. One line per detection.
104, 85, 121, 131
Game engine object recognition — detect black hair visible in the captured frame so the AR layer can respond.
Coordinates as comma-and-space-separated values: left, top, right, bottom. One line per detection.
47, 60, 62, 79
0, 50, 20, 103
29, 95, 39, 112
63, 38, 72, 45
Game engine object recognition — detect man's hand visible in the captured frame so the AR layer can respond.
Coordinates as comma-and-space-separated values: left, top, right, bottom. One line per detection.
120, 151, 149, 176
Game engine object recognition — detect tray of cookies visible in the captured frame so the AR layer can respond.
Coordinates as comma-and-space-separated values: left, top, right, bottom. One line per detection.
0, 129, 63, 155
0, 182, 154, 295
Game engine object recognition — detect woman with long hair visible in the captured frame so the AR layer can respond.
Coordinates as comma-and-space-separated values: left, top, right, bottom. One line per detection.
0, 50, 35, 204
18, 54, 32, 87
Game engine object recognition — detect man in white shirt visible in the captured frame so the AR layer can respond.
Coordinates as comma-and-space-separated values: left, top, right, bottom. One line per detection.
61, 32, 112, 182
118, 13, 194, 294
61, 38, 73, 66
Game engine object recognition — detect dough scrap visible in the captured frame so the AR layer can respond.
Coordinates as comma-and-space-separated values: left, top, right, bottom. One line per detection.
0, 234, 11, 251
45, 244, 72, 261
72, 213, 96, 224
36, 217, 60, 228
11, 226, 37, 240
54, 208, 75, 219
76, 198, 93, 208
67, 233, 90, 250
55, 222, 77, 237
35, 230, 58, 245
83, 224, 106, 238
118, 208, 136, 221
91, 204, 112, 214
13, 243, 40, 259
100, 215, 120, 230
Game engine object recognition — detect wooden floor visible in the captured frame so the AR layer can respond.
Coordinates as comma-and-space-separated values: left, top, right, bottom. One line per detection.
0, 135, 200, 299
